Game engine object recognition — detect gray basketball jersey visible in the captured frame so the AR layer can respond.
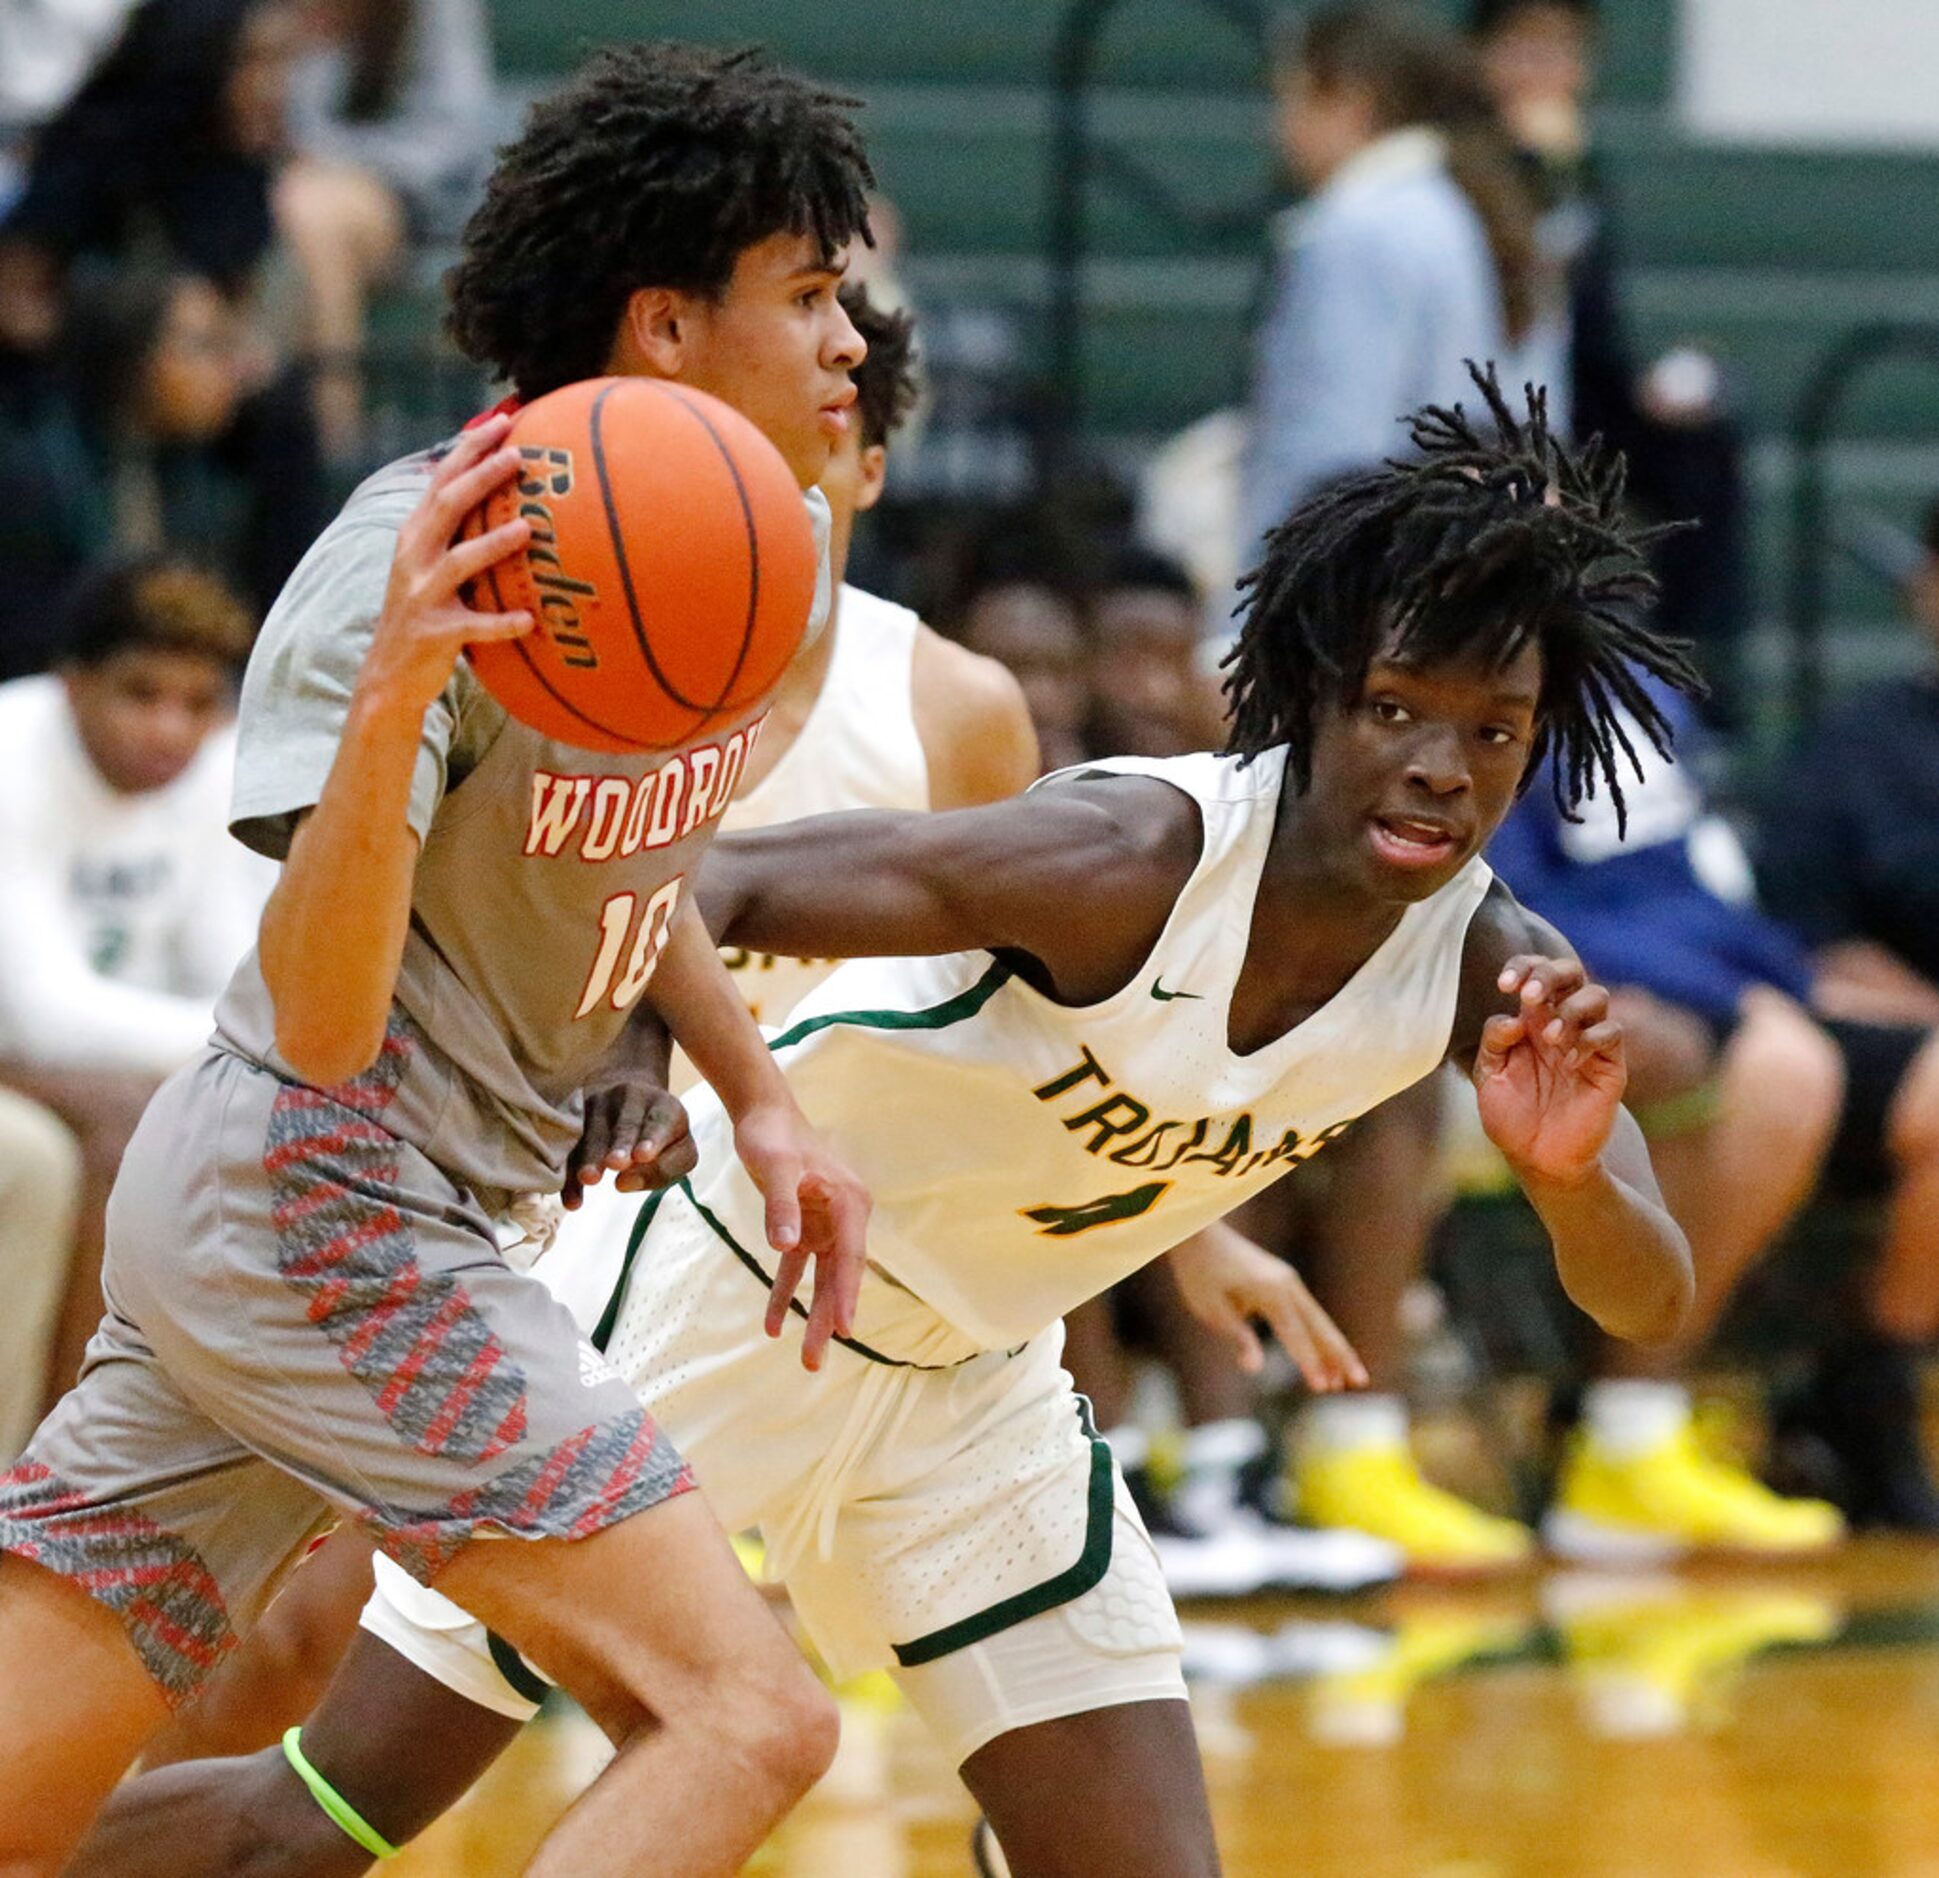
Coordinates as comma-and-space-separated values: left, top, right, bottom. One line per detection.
217, 445, 830, 1196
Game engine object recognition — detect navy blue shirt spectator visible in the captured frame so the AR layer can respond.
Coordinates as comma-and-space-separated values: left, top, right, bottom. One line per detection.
1763, 676, 1939, 991
1759, 496, 1939, 1040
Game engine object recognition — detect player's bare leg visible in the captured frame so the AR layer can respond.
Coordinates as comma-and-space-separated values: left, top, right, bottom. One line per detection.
1602, 988, 1842, 1371
0, 1556, 172, 1875
402, 1492, 835, 1876
961, 1701, 1219, 1878
138, 1531, 378, 1769
67, 1627, 518, 1878
59, 1493, 831, 1877
1868, 1031, 1939, 1342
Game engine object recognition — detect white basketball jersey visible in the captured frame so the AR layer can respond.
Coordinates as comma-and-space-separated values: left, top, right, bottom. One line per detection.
679, 746, 1494, 1352
719, 583, 930, 1029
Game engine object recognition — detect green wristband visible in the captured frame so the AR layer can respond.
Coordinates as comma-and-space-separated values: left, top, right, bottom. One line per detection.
282, 1727, 401, 1861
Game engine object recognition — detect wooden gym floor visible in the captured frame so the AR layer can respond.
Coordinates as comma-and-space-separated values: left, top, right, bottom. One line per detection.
389, 1536, 1939, 1877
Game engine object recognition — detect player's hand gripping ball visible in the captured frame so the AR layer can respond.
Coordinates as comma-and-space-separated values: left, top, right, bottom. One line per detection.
461, 377, 816, 752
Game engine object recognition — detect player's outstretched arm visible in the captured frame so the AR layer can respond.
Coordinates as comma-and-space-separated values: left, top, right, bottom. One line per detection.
1452, 884, 1694, 1346
258, 416, 533, 1085
695, 773, 1201, 1007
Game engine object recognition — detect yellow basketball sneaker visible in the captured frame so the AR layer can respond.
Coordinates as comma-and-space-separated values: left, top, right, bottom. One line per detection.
1543, 1424, 1846, 1562
1297, 1441, 1535, 1573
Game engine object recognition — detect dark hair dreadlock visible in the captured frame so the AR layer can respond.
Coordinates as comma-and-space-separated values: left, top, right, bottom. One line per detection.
839, 283, 919, 450
1225, 364, 1704, 831
448, 43, 874, 400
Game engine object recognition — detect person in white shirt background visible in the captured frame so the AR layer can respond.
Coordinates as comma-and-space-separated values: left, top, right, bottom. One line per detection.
0, 552, 273, 1435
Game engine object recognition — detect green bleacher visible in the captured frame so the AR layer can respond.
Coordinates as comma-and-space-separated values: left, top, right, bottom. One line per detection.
473, 0, 1939, 683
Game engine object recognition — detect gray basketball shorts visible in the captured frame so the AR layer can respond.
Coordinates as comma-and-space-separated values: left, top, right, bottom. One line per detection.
0, 1040, 693, 1708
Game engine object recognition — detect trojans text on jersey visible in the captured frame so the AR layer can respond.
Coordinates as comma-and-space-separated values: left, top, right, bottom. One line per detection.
1031, 1044, 1355, 1183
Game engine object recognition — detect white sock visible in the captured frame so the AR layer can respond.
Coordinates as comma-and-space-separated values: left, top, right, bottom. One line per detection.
1181, 1417, 1268, 1473
1169, 1420, 1268, 1533
1300, 1392, 1410, 1456
1582, 1380, 1691, 1460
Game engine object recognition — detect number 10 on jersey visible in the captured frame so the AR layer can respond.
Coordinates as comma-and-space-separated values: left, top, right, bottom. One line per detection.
576, 877, 684, 1017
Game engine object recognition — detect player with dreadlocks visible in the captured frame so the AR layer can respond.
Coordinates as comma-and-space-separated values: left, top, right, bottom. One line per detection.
54, 368, 1699, 1878
1227, 374, 1689, 818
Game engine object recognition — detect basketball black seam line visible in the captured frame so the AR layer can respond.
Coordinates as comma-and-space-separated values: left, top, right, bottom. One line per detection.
482, 528, 648, 749
657, 383, 764, 717
590, 380, 718, 721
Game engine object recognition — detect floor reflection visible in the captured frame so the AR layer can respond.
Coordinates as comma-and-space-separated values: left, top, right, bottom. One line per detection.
393, 1538, 1939, 1878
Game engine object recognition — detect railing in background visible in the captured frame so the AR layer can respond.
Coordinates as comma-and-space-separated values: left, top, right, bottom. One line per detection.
1788, 320, 1939, 735
336, 339, 496, 489
1043, 0, 1267, 482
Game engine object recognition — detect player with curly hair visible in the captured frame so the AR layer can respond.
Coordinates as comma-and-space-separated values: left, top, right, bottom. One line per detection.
0, 42, 882, 1878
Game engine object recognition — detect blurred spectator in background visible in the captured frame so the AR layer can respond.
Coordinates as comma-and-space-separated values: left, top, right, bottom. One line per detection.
0, 0, 303, 331
1470, 0, 1752, 717
1286, 1069, 1521, 1570
1495, 679, 1939, 1545
1761, 498, 1939, 1030
1087, 546, 1224, 758
0, 255, 271, 674
0, 554, 273, 1409
280, 0, 500, 460
0, 1090, 82, 1463
0, 0, 140, 205
0, 0, 139, 127
958, 573, 1092, 774
0, 0, 326, 617
1240, 1, 1562, 594
285, 0, 496, 238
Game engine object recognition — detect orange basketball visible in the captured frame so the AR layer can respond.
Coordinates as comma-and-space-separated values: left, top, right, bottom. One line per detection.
461, 377, 816, 753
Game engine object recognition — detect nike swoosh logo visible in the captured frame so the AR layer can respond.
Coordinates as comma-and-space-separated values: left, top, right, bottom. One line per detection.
1151, 980, 1203, 1002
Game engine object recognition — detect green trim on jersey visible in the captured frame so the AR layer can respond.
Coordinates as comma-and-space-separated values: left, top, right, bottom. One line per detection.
593, 959, 1019, 1360
766, 958, 1015, 1053
891, 1396, 1116, 1667
594, 1189, 665, 1354
696, 1177, 968, 1372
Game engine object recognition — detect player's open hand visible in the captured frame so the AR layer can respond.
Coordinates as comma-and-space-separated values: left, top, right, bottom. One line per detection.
1168, 1222, 1367, 1392
735, 1100, 872, 1372
564, 1072, 695, 1210
359, 412, 534, 718
1474, 955, 1627, 1188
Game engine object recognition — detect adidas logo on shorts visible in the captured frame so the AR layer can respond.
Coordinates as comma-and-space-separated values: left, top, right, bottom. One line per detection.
578, 1343, 623, 1390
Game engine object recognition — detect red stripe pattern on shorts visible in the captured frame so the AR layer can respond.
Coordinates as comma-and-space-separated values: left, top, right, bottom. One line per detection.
372, 1406, 696, 1584
265, 1022, 529, 1466
0, 1461, 236, 1707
